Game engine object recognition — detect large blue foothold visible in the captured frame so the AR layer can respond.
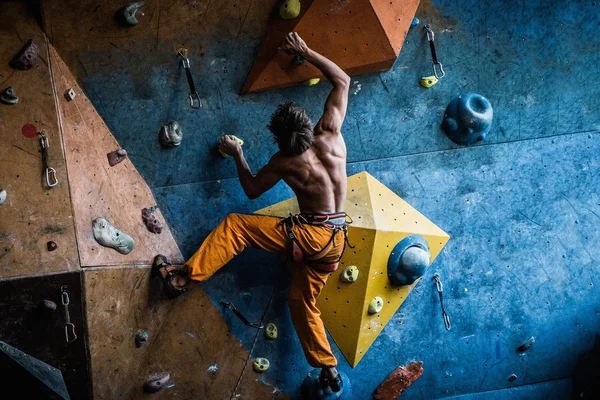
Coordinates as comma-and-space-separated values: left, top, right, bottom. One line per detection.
442, 93, 493, 145
387, 235, 431, 286
301, 369, 352, 400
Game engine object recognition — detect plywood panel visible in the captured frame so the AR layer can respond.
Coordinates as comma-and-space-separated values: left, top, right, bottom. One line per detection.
84, 267, 287, 399
48, 46, 184, 267
0, 271, 90, 399
0, 2, 79, 279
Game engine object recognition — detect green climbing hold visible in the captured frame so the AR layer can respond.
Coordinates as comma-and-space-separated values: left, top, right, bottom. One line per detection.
253, 358, 270, 372
264, 323, 278, 340
368, 297, 384, 315
280, 0, 301, 20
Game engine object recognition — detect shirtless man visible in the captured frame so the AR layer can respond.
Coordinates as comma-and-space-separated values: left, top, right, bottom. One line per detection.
153, 32, 350, 392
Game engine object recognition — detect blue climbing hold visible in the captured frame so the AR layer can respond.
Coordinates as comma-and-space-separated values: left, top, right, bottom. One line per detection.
387, 235, 431, 286
411, 17, 420, 27
301, 369, 352, 400
442, 93, 493, 145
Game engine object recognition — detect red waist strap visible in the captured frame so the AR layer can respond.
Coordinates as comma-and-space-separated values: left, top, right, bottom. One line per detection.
307, 262, 339, 272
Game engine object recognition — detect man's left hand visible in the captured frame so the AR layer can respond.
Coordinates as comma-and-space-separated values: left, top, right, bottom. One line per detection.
219, 135, 242, 157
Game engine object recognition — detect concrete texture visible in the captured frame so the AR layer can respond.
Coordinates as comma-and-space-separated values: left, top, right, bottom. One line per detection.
43, 0, 600, 398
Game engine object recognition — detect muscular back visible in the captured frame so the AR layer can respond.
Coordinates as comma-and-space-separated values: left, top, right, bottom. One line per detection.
272, 129, 347, 214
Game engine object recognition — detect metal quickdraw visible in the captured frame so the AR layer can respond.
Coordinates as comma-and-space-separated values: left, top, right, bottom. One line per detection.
38, 132, 58, 188
433, 273, 451, 330
61, 285, 77, 343
178, 49, 201, 109
420, 24, 446, 88
221, 301, 264, 329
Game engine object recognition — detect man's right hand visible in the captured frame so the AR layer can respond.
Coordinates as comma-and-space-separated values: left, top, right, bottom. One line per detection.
280, 32, 309, 57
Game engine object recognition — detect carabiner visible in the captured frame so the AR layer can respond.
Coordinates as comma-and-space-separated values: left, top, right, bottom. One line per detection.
189, 92, 201, 109
422, 24, 446, 85
38, 132, 58, 188
178, 50, 202, 109
65, 323, 77, 343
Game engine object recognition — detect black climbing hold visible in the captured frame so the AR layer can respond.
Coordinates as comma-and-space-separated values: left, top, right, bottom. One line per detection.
47, 241, 58, 251
0, 87, 18, 105
158, 121, 182, 148
508, 374, 517, 382
517, 336, 535, 352
442, 93, 493, 145
10, 39, 39, 70
143, 372, 170, 393
117, 2, 144, 26
294, 55, 305, 65
387, 235, 430, 286
135, 331, 149, 348
107, 148, 128, 166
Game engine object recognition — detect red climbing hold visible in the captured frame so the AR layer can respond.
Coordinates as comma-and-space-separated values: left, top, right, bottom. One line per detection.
22, 123, 37, 138
373, 361, 424, 400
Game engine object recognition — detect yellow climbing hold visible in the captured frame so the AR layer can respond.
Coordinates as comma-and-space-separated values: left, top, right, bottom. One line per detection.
280, 0, 301, 20
219, 135, 244, 158
303, 78, 320, 86
419, 75, 439, 88
264, 323, 278, 340
253, 358, 270, 372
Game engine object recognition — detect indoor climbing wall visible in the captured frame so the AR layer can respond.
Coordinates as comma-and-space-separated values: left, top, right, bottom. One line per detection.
0, 3, 89, 398
38, 0, 600, 399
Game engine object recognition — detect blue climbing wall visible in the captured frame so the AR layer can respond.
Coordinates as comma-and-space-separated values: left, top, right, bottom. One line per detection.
51, 0, 599, 398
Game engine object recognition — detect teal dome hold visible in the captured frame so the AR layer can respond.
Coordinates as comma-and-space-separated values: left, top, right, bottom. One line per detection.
442, 93, 493, 145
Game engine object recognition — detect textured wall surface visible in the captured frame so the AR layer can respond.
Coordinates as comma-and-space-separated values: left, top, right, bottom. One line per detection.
44, 0, 599, 398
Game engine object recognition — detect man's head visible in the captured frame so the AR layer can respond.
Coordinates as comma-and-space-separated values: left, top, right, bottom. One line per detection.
268, 102, 314, 156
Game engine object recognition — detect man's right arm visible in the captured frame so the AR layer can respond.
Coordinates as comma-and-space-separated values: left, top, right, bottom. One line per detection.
281, 32, 350, 135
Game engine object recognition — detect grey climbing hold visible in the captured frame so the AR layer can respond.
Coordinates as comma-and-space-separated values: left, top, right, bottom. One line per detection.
264, 323, 278, 340
10, 40, 39, 70
0, 87, 18, 105
47, 241, 58, 251
517, 336, 535, 352
158, 121, 182, 148
143, 372, 170, 393
135, 331, 149, 348
107, 149, 127, 166
340, 265, 359, 283
117, 2, 144, 25
39, 300, 57, 312
442, 93, 494, 145
0, 189, 6, 205
64, 89, 76, 101
508, 374, 517, 382
92, 217, 135, 254
388, 235, 431, 286
253, 358, 270, 372
141, 206, 163, 234
368, 297, 383, 315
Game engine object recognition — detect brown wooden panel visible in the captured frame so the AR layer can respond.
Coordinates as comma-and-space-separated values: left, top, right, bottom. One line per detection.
0, 271, 90, 399
0, 2, 79, 279
370, 0, 421, 55
48, 46, 184, 267
84, 267, 285, 399
241, 0, 398, 94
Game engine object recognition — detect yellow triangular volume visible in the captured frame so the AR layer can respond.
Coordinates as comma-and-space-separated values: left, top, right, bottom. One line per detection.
254, 171, 450, 367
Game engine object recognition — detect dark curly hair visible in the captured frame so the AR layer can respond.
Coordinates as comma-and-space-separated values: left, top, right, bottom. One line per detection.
268, 102, 314, 156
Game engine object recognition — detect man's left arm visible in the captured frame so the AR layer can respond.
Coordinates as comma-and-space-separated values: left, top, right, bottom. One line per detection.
220, 135, 281, 199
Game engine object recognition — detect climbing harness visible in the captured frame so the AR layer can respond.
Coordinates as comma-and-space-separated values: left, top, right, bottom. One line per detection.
221, 301, 264, 329
38, 132, 58, 188
420, 24, 445, 88
280, 213, 353, 272
433, 274, 451, 330
61, 286, 77, 343
178, 50, 201, 109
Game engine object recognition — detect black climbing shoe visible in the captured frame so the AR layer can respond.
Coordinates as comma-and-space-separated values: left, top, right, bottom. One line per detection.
152, 254, 188, 299
319, 371, 342, 393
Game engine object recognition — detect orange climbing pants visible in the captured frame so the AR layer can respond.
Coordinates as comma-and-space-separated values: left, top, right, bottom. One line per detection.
184, 213, 345, 368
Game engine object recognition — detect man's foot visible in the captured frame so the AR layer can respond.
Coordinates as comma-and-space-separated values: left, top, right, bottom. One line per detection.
152, 254, 189, 299
319, 367, 342, 392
